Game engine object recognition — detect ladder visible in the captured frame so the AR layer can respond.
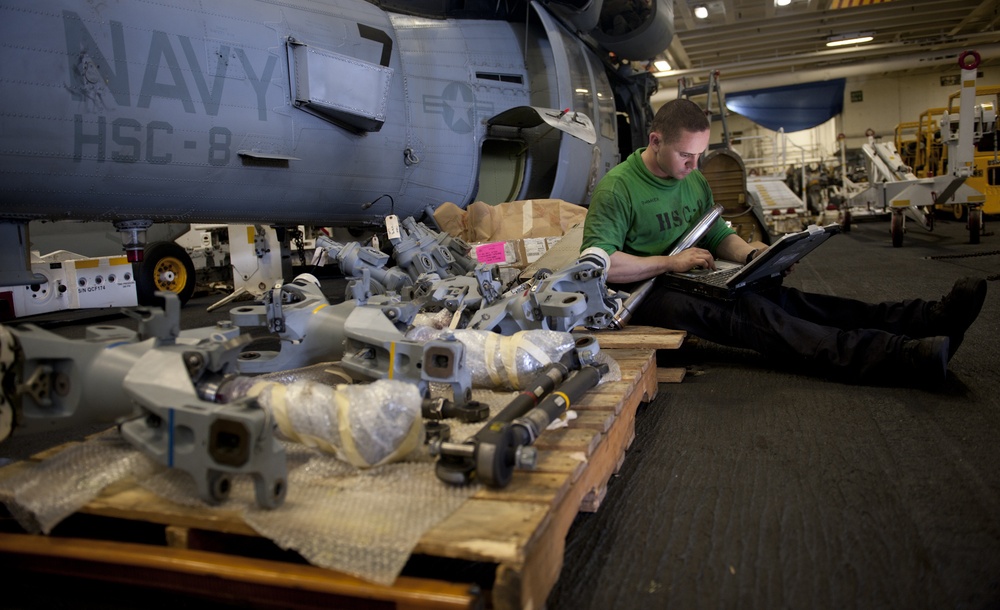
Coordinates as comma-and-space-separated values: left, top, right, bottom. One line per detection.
677, 70, 731, 150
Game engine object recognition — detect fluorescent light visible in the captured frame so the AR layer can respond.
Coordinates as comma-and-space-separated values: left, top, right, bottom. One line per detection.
694, 5, 708, 19
775, 0, 791, 5
826, 34, 874, 47
654, 59, 671, 72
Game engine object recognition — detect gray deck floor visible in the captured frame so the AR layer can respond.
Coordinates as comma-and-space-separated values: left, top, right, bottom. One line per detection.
549, 214, 1000, 609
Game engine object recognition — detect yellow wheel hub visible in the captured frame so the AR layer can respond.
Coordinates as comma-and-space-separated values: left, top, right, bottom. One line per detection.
153, 256, 188, 293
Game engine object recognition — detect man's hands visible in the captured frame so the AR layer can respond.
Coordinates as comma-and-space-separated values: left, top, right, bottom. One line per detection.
606, 248, 718, 283
669, 247, 717, 272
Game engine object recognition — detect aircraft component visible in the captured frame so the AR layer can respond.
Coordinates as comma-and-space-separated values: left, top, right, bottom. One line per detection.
116, 220, 154, 263
287, 37, 393, 133
467, 247, 620, 333
488, 106, 598, 145
222, 376, 425, 468
1, 294, 287, 508
391, 217, 478, 280
317, 237, 414, 295
431, 335, 606, 488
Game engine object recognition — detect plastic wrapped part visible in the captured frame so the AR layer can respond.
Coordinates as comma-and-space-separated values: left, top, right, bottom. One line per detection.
411, 309, 455, 330
218, 363, 356, 402
405, 327, 578, 390
250, 379, 424, 468
0, 429, 157, 534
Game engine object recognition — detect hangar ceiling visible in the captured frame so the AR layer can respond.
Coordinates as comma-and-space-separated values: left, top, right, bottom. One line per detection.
655, 0, 1000, 98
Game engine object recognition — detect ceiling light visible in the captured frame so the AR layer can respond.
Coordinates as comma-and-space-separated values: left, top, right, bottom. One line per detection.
654, 59, 671, 72
826, 33, 874, 47
694, 5, 708, 19
775, 0, 791, 5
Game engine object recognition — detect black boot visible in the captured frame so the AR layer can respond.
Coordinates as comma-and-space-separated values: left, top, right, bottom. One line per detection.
928, 277, 987, 358
899, 336, 950, 386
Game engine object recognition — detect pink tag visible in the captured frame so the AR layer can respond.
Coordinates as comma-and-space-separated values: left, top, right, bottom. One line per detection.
475, 242, 507, 264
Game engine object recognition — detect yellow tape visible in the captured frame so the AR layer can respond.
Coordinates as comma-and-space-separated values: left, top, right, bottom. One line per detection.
553, 391, 570, 411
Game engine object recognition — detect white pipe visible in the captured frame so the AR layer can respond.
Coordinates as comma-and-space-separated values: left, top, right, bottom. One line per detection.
653, 44, 1000, 105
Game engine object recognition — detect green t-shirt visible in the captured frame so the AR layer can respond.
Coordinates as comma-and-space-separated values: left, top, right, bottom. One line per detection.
582, 148, 734, 257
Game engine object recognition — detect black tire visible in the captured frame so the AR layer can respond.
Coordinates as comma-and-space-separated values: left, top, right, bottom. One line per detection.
134, 241, 197, 305
891, 213, 904, 248
969, 208, 982, 245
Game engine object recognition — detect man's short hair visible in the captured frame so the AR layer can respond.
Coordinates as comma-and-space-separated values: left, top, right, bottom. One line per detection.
650, 99, 710, 144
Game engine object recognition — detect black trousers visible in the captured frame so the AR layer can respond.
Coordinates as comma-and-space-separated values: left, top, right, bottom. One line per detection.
632, 282, 936, 382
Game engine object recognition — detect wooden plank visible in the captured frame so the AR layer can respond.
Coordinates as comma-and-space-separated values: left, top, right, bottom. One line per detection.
579, 326, 686, 350
415, 499, 550, 564
81, 478, 256, 537
534, 427, 602, 455
0, 532, 480, 610
531, 449, 588, 479
569, 409, 615, 432
657, 367, 687, 383
472, 472, 573, 509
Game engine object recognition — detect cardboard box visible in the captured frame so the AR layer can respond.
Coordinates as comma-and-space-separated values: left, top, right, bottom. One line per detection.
434, 199, 587, 243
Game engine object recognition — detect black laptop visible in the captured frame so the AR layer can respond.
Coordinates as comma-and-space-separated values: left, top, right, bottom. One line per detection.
659, 223, 841, 299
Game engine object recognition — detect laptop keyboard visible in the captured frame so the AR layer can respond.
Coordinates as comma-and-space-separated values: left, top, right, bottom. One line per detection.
700, 267, 741, 287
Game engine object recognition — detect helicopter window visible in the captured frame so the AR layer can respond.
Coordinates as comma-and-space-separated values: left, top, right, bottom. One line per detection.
598, 0, 653, 38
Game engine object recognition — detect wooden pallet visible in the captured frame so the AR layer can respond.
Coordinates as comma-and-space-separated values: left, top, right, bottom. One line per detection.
0, 328, 682, 610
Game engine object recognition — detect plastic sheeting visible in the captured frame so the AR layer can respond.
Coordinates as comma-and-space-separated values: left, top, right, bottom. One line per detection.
725, 79, 845, 133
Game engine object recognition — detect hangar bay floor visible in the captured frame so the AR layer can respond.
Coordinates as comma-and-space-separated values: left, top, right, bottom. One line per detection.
3, 214, 1000, 609
548, 215, 1000, 610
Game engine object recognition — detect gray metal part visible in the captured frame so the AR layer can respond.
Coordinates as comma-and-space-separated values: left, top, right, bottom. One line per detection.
339, 306, 427, 392
120, 347, 287, 508
235, 299, 355, 374
421, 338, 473, 407
588, 0, 675, 61
468, 254, 616, 332
5, 324, 151, 436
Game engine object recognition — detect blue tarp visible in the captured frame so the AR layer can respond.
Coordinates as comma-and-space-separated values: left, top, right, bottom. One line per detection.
725, 79, 846, 132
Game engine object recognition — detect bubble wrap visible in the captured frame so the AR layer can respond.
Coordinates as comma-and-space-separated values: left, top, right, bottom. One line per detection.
139, 441, 475, 586
243, 453, 474, 586
0, 429, 157, 534
405, 327, 578, 390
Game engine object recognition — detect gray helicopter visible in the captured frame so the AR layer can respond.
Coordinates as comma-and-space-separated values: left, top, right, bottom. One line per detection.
0, 0, 670, 311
